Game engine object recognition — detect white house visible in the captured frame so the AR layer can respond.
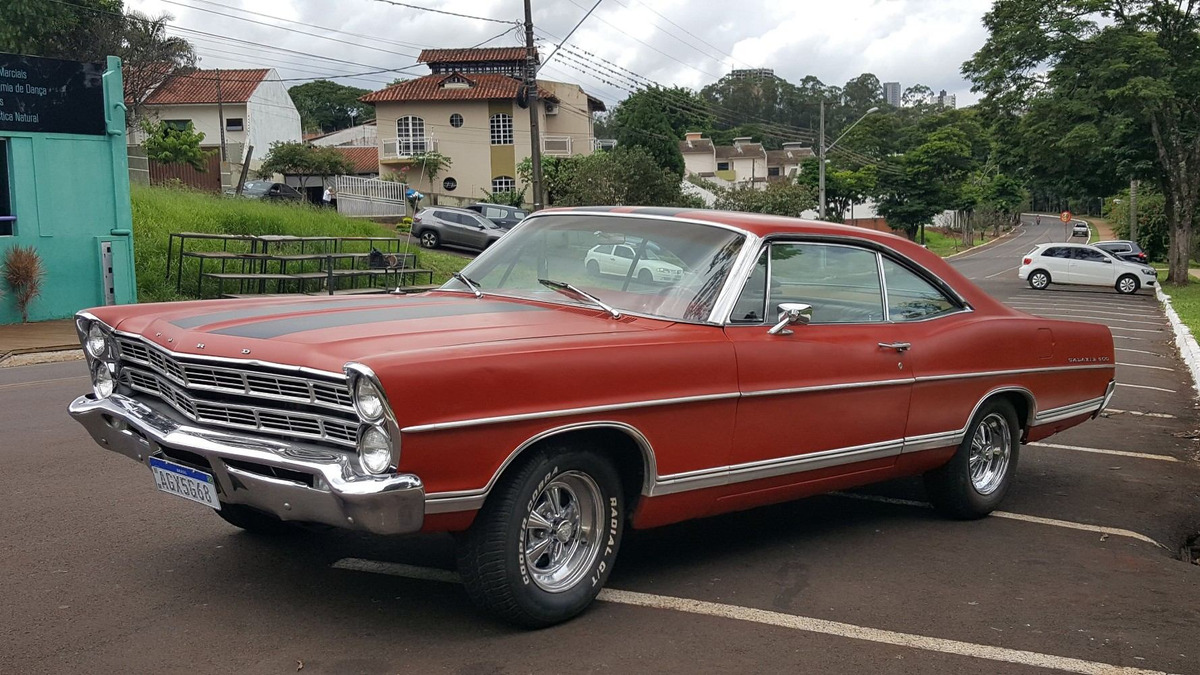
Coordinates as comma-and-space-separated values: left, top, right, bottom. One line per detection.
129, 68, 302, 168
679, 132, 814, 189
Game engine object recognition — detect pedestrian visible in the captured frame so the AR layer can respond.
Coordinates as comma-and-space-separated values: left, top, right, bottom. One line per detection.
322, 186, 332, 207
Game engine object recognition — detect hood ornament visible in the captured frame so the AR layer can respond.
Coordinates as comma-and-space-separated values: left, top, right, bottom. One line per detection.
196, 343, 205, 349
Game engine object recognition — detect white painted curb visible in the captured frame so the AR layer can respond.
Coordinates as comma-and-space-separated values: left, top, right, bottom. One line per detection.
1154, 284, 1200, 398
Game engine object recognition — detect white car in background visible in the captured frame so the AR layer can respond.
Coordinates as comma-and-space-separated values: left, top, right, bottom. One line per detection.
1071, 221, 1090, 238
584, 242, 684, 284
1018, 242, 1158, 294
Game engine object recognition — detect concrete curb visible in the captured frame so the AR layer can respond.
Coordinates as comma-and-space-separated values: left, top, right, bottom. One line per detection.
1154, 284, 1200, 398
0, 349, 85, 368
944, 225, 1022, 260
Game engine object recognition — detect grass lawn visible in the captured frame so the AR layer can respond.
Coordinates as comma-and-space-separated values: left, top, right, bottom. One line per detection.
924, 229, 988, 258
131, 185, 467, 302
1152, 265, 1200, 339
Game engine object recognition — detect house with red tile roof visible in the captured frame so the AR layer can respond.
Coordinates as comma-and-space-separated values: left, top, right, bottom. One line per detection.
129, 67, 301, 169
360, 48, 605, 202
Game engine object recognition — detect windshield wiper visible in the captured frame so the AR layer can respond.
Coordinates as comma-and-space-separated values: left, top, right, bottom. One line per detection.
538, 278, 621, 319
452, 272, 483, 298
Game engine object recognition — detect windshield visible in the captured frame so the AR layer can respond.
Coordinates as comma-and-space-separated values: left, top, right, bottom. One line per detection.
241, 181, 271, 195
443, 214, 746, 322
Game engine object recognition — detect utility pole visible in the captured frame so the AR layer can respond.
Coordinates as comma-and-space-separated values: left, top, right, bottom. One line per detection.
215, 68, 228, 163
523, 0, 544, 211
1129, 178, 1138, 243
818, 100, 826, 220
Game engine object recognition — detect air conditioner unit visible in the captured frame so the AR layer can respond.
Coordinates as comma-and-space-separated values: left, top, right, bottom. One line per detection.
545, 102, 558, 116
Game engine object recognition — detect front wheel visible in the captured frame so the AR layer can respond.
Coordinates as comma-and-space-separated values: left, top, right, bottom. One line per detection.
924, 399, 1020, 519
419, 230, 440, 249
1116, 274, 1139, 295
456, 447, 625, 628
1028, 270, 1050, 290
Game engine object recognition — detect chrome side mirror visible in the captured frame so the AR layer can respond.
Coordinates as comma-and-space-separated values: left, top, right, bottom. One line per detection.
768, 303, 812, 335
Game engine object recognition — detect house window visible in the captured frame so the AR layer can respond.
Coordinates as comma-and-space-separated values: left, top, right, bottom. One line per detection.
492, 176, 515, 193
396, 116, 426, 155
225, 118, 244, 132
490, 113, 513, 145
768, 167, 780, 177
443, 177, 457, 191
717, 161, 730, 171
449, 113, 463, 128
163, 119, 191, 132
0, 139, 12, 237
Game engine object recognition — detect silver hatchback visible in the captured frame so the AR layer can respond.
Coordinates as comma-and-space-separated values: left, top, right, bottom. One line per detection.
412, 207, 506, 251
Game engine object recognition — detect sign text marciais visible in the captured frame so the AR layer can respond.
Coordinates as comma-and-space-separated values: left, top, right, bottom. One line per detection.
0, 52, 104, 135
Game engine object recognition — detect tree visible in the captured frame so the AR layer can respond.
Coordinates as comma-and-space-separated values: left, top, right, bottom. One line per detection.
964, 0, 1200, 284
520, 147, 691, 207
257, 142, 353, 189
0, 0, 123, 61
902, 84, 935, 108
875, 126, 975, 241
120, 11, 196, 126
610, 87, 687, 176
407, 151, 452, 192
141, 120, 211, 171
287, 80, 373, 133
713, 181, 817, 217
797, 158, 877, 222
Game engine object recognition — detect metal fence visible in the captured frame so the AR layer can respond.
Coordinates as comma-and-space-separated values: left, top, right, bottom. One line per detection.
335, 175, 407, 218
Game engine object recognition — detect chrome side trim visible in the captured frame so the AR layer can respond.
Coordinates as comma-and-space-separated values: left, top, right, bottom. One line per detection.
650, 439, 904, 496
914, 364, 1113, 382
424, 421, 659, 514
401, 391, 741, 434
742, 377, 913, 398
902, 430, 965, 454
709, 231, 768, 325
1033, 396, 1107, 426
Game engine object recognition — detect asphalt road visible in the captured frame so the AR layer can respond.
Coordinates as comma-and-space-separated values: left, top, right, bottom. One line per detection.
2, 216, 1198, 675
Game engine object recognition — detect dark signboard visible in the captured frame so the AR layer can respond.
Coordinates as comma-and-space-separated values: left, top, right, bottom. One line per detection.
0, 52, 106, 136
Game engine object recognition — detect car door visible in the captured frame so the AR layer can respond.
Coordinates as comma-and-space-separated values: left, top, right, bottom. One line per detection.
723, 241, 915, 492
1038, 246, 1072, 281
444, 212, 480, 247
610, 245, 636, 276
1068, 247, 1116, 286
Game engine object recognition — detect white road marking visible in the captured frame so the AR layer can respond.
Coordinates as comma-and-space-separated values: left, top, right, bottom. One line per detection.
985, 266, 1018, 279
1114, 335, 1146, 341
1108, 326, 1166, 334
1115, 347, 1164, 356
1029, 441, 1179, 462
0, 375, 89, 390
599, 589, 1177, 675
1117, 362, 1174, 372
1103, 408, 1176, 419
331, 557, 1176, 675
1117, 383, 1177, 394
830, 492, 1165, 547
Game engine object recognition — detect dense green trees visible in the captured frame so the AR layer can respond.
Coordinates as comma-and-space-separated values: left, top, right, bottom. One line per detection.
287, 80, 374, 134
519, 148, 698, 208
257, 142, 353, 189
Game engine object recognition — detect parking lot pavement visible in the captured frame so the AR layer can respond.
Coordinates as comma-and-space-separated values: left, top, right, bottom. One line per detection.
2, 216, 1198, 674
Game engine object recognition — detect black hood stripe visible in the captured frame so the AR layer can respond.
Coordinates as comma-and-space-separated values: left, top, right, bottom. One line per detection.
170, 297, 442, 329
210, 301, 546, 339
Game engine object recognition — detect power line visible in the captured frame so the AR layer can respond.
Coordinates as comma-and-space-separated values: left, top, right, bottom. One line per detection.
365, 0, 519, 25
181, 0, 433, 51
540, 0, 603, 72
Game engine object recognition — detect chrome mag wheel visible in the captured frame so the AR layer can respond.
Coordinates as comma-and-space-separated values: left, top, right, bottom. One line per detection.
523, 471, 604, 593
969, 412, 1011, 495
1118, 276, 1138, 294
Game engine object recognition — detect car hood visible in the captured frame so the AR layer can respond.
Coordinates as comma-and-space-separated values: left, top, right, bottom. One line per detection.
100, 292, 659, 374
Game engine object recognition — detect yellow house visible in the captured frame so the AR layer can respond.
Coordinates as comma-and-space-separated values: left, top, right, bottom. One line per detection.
360, 48, 605, 202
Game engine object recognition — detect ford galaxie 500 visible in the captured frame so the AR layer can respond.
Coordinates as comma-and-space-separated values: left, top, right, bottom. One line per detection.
69, 208, 1115, 627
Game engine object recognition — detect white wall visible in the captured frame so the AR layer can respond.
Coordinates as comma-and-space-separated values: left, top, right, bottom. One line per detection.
246, 71, 302, 161
129, 103, 246, 149
683, 152, 715, 176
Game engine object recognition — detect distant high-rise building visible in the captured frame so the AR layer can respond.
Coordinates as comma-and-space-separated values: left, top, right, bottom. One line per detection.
883, 81, 901, 107
729, 68, 775, 81
937, 89, 957, 109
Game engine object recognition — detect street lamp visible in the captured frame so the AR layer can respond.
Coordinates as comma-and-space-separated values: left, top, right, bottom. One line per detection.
819, 103, 879, 220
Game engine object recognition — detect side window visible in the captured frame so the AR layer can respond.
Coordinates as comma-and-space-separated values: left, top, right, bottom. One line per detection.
882, 258, 958, 321
595, 245, 613, 255
614, 246, 634, 260
485, 207, 504, 219
731, 243, 884, 324
1042, 247, 1068, 258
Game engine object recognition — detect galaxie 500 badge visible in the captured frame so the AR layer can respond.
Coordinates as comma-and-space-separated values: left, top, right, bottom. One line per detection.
1067, 356, 1112, 363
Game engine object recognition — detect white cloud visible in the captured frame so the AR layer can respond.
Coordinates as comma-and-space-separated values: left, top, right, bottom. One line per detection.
126, 0, 993, 105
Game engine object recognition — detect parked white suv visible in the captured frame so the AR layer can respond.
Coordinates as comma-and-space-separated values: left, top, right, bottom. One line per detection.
1018, 243, 1158, 294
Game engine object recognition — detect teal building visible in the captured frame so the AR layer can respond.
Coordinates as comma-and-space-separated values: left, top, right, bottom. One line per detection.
0, 53, 136, 324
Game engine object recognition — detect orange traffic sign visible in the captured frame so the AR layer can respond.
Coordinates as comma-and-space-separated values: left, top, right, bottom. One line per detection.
1060, 210, 1072, 223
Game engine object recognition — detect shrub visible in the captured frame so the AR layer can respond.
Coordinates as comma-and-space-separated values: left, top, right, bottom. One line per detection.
3, 245, 45, 322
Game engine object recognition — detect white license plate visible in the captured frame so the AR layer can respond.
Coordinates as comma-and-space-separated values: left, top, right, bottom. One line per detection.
149, 456, 221, 510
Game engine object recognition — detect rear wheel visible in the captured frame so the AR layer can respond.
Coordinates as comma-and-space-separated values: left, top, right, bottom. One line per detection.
419, 230, 440, 249
456, 446, 625, 628
924, 399, 1020, 520
216, 503, 295, 535
1028, 270, 1050, 290
586, 259, 600, 276
1116, 274, 1139, 295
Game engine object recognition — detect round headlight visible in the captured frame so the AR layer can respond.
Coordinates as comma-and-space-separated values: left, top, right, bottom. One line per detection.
354, 377, 386, 422
92, 360, 116, 399
358, 425, 392, 474
86, 323, 110, 358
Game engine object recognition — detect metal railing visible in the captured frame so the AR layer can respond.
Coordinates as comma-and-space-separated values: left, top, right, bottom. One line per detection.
381, 137, 438, 159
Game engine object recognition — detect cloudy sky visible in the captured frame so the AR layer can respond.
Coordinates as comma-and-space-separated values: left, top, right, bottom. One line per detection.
126, 0, 995, 106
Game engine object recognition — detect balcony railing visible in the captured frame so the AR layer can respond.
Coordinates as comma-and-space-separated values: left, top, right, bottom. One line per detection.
381, 137, 438, 159
542, 135, 572, 155
592, 138, 617, 152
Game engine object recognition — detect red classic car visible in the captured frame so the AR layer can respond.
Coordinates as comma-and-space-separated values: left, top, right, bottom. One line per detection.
69, 208, 1115, 627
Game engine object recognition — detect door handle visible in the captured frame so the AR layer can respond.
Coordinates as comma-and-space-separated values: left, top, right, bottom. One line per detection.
878, 342, 912, 353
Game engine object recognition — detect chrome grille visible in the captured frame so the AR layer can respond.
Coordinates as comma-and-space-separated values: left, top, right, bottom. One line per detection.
116, 336, 353, 411
115, 336, 359, 449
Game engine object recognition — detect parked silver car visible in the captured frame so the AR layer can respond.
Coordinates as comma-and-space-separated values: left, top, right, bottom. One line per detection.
412, 207, 506, 251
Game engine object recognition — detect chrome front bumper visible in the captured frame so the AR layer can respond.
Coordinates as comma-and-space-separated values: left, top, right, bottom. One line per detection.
69, 393, 424, 535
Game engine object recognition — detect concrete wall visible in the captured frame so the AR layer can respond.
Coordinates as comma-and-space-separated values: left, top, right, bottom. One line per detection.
683, 151, 715, 177
246, 72, 302, 160
0, 56, 137, 323
541, 80, 596, 157
129, 103, 246, 151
